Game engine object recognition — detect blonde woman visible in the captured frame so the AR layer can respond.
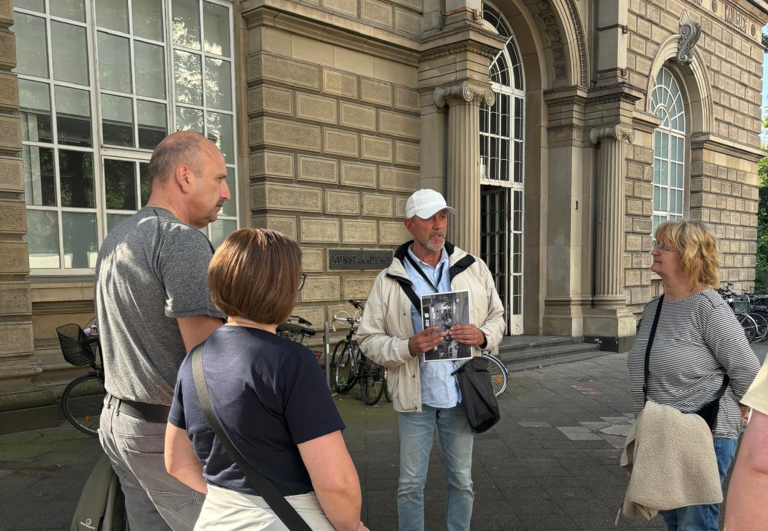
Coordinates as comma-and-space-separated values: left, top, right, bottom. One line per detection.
164, 229, 367, 531
627, 220, 760, 531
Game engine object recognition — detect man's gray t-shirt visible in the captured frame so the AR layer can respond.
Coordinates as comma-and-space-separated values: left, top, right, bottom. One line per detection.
95, 207, 224, 405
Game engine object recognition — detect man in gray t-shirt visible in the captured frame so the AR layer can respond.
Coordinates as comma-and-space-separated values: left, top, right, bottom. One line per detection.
96, 132, 229, 531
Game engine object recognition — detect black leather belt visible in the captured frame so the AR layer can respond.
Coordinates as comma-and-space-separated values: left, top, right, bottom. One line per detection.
107, 394, 170, 423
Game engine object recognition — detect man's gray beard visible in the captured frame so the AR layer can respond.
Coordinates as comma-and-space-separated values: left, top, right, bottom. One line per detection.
422, 237, 444, 252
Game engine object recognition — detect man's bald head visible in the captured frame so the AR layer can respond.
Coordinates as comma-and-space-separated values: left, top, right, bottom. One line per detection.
147, 131, 215, 185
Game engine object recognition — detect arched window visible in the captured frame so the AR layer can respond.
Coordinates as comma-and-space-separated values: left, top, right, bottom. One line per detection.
479, 3, 525, 332
651, 67, 686, 232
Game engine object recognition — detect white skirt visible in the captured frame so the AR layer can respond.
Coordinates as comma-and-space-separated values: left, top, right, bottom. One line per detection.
195, 484, 335, 531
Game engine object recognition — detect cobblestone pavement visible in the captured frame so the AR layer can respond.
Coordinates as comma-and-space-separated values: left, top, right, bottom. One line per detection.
2, 346, 766, 530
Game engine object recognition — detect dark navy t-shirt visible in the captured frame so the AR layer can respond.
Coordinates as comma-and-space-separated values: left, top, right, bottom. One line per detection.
169, 326, 345, 497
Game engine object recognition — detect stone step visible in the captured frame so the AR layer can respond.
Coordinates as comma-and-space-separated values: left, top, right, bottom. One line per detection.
496, 341, 606, 372
497, 335, 582, 351
502, 349, 611, 372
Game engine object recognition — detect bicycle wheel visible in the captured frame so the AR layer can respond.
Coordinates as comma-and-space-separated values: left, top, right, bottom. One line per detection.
483, 354, 508, 397
749, 312, 768, 342
61, 373, 105, 437
331, 340, 354, 394
360, 355, 385, 406
737, 313, 758, 344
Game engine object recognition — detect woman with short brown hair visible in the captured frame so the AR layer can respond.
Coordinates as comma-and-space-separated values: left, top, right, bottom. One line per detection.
628, 220, 760, 530
164, 228, 367, 531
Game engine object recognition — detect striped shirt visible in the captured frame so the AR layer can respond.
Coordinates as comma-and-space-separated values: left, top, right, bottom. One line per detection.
628, 289, 761, 439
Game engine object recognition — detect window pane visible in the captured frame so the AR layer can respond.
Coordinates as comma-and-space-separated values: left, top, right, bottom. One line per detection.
51, 22, 89, 85
172, 0, 201, 50
51, 0, 85, 22
176, 106, 203, 133
660, 133, 669, 158
653, 185, 659, 209
12, 14, 49, 79
99, 32, 132, 93
135, 42, 166, 99
55, 86, 91, 147
59, 150, 94, 208
660, 160, 668, 186
139, 163, 151, 206
222, 167, 236, 216
104, 159, 137, 210
22, 145, 56, 206
137, 100, 167, 150
102, 94, 134, 147
19, 80, 52, 143
205, 57, 231, 110
107, 213, 132, 233
174, 50, 202, 105
26, 210, 60, 268
63, 212, 97, 268
210, 219, 236, 249
206, 112, 233, 161
96, 0, 129, 33
15, 0, 45, 13
133, 0, 164, 41
204, 1, 230, 56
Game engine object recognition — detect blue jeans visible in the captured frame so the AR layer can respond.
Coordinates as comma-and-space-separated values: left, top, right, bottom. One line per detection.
99, 396, 204, 530
396, 403, 474, 531
659, 437, 738, 531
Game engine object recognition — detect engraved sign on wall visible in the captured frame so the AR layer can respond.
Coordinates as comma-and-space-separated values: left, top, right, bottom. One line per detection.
329, 250, 394, 270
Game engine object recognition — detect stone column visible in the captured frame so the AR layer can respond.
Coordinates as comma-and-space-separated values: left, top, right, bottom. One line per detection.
590, 125, 635, 306
434, 81, 494, 256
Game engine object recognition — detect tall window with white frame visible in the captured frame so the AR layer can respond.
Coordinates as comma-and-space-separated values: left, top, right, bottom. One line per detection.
479, 2, 525, 334
13, 0, 238, 272
650, 67, 686, 234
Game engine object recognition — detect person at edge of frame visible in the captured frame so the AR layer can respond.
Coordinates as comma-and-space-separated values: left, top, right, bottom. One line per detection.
724, 350, 768, 531
95, 131, 229, 530
357, 188, 506, 531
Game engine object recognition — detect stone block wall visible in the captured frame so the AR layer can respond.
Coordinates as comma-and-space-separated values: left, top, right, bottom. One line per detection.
624, 0, 762, 311
0, 0, 38, 412
244, 2, 422, 334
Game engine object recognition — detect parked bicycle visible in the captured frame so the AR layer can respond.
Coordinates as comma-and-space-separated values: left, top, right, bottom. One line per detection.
716, 283, 764, 343
277, 315, 324, 361
330, 300, 386, 405
56, 320, 104, 437
483, 352, 509, 397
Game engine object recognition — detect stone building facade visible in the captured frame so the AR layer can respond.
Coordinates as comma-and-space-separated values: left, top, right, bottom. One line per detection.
0, 0, 766, 426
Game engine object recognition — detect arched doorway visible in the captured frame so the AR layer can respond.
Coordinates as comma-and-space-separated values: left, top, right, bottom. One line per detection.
480, 2, 525, 335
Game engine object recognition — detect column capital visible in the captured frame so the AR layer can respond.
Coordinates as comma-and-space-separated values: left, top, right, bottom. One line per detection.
589, 125, 635, 145
434, 81, 495, 108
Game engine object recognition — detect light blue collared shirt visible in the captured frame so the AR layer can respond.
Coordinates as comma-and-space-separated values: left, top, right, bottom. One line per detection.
403, 246, 460, 409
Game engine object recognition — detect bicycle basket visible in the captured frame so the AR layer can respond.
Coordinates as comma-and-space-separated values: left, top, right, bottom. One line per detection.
731, 297, 750, 314
56, 324, 97, 367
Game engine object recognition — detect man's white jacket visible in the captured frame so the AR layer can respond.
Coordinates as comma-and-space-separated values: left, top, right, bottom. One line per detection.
357, 241, 506, 413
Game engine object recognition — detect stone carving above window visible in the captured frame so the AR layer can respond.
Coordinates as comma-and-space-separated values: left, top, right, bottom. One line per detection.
676, 11, 701, 65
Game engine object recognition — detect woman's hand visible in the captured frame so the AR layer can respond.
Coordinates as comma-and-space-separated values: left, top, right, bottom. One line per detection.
740, 405, 750, 427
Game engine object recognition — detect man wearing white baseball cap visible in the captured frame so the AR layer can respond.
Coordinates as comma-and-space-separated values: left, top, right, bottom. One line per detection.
358, 189, 505, 531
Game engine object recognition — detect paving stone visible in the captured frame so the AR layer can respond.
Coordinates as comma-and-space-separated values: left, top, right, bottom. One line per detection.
578, 421, 611, 430
518, 421, 552, 428
599, 423, 633, 437
601, 416, 633, 424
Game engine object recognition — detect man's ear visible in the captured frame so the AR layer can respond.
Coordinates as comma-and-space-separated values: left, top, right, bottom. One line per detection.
174, 165, 192, 193
404, 217, 414, 236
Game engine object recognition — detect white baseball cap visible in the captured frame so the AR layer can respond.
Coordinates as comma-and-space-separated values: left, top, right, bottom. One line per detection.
405, 189, 457, 219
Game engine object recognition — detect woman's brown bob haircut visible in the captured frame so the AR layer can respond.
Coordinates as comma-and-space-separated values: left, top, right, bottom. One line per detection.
208, 228, 302, 325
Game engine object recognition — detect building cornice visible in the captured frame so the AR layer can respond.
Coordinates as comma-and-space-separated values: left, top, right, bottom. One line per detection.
419, 21, 506, 61
241, 0, 420, 66
691, 133, 766, 163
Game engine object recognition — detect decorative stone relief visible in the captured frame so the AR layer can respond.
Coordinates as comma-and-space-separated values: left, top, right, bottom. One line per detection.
433, 81, 495, 108
676, 11, 701, 65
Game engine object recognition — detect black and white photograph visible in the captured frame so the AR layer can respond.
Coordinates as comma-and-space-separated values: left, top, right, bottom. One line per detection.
421, 290, 472, 362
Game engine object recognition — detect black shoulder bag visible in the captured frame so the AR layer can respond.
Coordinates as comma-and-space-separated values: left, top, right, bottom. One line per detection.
190, 344, 312, 531
642, 295, 730, 430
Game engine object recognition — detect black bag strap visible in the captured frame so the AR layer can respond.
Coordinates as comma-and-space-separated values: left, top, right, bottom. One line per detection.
190, 344, 312, 531
643, 295, 664, 405
404, 252, 444, 294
